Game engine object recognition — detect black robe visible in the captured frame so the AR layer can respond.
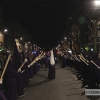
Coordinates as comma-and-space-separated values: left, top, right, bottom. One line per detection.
12, 57, 24, 96
0, 84, 7, 100
48, 63, 55, 80
22, 62, 29, 88
3, 65, 18, 100
0, 90, 7, 100
27, 57, 34, 79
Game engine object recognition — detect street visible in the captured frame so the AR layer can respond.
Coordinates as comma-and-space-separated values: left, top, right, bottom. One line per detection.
19, 62, 100, 100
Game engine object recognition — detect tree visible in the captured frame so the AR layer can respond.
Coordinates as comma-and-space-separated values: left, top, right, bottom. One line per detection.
87, 19, 99, 53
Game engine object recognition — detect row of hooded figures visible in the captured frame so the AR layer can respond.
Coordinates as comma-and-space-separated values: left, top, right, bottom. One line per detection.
0, 42, 56, 100
61, 51, 100, 89
0, 51, 44, 100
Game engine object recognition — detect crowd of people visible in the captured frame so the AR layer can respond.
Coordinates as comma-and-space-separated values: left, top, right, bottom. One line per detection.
2, 41, 100, 99
0, 42, 56, 100
60, 51, 100, 89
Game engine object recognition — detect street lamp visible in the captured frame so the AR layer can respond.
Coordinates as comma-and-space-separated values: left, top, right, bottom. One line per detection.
4, 29, 8, 34
4, 29, 7, 32
84, 0, 100, 14
94, 1, 100, 6
64, 37, 66, 39
20, 37, 23, 40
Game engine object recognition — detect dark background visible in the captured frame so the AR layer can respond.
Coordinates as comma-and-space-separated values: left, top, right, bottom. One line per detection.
1, 0, 78, 51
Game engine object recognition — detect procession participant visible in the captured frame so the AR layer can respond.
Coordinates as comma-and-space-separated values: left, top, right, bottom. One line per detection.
27, 54, 34, 80
0, 79, 7, 100
91, 53, 100, 88
32, 54, 38, 74
45, 53, 50, 70
21, 52, 29, 88
86, 53, 97, 88
12, 41, 24, 97
3, 59, 18, 100
48, 49, 55, 80
61, 53, 66, 68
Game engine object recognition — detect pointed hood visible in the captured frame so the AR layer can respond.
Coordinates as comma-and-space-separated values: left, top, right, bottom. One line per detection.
50, 49, 55, 65
13, 40, 21, 59
20, 51, 25, 61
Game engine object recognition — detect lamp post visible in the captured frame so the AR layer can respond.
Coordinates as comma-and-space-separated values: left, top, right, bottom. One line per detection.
94, 1, 100, 6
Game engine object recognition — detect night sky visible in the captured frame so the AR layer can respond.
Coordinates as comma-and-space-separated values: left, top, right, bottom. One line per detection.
2, 0, 77, 51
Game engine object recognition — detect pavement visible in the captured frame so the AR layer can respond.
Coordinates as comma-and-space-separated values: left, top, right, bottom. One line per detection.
19, 62, 100, 100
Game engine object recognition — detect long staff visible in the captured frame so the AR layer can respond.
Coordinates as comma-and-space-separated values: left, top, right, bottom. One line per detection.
79, 57, 89, 65
91, 61, 100, 69
78, 55, 89, 63
29, 52, 43, 66
17, 59, 28, 73
0, 54, 11, 79
21, 55, 41, 73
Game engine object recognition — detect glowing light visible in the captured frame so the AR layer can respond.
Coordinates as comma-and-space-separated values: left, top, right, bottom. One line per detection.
91, 48, 93, 51
28, 42, 30, 43
33, 51, 36, 54
64, 37, 66, 39
4, 29, 7, 33
68, 50, 72, 54
85, 46, 89, 51
7, 50, 10, 52
20, 37, 23, 40
94, 1, 100, 6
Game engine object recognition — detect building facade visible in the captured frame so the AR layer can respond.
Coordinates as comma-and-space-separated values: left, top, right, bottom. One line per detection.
4, 20, 34, 53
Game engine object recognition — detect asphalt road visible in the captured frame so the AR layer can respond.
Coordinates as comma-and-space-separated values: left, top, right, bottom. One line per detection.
19, 62, 100, 100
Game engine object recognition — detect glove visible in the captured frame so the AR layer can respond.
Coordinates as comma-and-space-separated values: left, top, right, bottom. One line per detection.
24, 59, 28, 62
28, 65, 31, 68
0, 79, 3, 84
17, 68, 21, 73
